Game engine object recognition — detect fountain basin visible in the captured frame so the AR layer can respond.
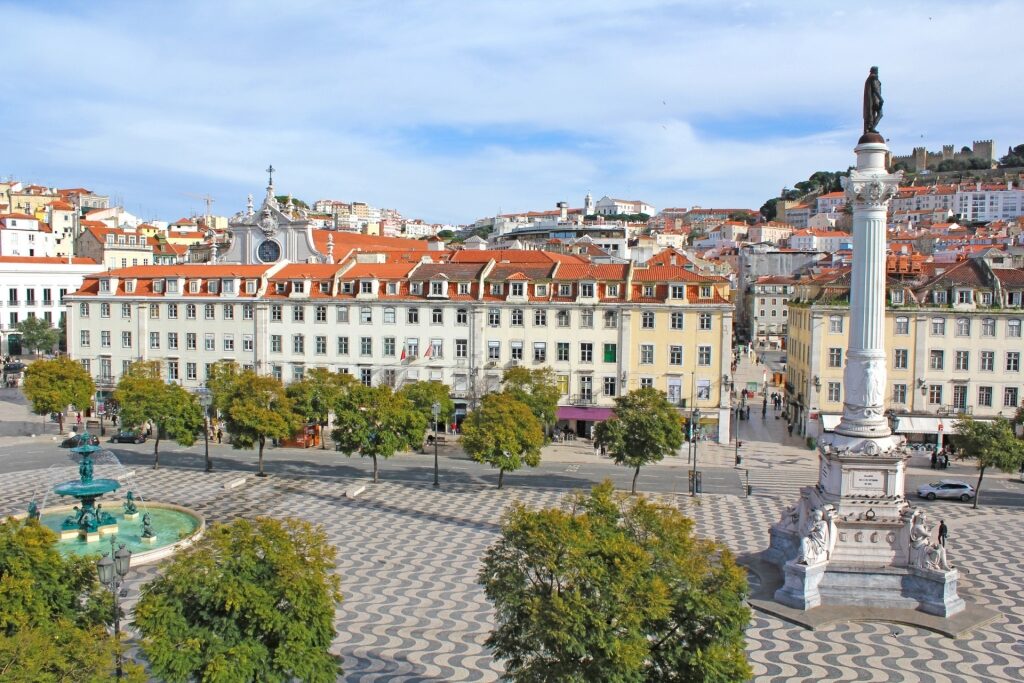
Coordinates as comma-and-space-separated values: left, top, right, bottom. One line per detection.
15, 502, 206, 566
53, 478, 121, 498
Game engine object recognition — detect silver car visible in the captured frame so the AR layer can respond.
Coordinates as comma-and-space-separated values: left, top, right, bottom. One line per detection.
916, 480, 975, 502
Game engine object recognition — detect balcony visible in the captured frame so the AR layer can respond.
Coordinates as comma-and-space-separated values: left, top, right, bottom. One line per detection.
96, 374, 117, 388
570, 394, 595, 406
936, 405, 972, 416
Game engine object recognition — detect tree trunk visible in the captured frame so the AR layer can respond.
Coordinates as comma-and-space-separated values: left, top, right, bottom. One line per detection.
153, 434, 161, 470
632, 465, 640, 494
498, 468, 505, 489
57, 414, 64, 434
321, 420, 327, 449
372, 453, 379, 482
257, 435, 266, 477
973, 465, 986, 509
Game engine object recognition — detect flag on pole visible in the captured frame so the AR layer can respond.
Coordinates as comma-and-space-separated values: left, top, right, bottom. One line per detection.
424, 343, 433, 359
401, 348, 407, 361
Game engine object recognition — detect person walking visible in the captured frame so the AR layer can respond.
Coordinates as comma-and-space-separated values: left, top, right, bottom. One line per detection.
930, 451, 937, 470
788, 422, 795, 437
216, 427, 223, 444
938, 520, 948, 547
762, 398, 767, 419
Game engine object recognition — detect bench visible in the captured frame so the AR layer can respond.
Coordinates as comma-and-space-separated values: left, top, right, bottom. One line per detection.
344, 484, 366, 499
425, 435, 448, 447
223, 477, 248, 490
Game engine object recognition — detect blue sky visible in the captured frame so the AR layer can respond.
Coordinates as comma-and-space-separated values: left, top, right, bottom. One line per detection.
2, 1, 1022, 224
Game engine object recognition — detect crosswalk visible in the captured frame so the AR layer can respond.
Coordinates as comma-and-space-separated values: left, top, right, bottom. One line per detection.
743, 465, 819, 499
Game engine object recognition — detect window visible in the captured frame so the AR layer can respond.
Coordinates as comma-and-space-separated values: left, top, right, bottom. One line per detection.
933, 290, 948, 305
360, 280, 373, 294
222, 304, 234, 321
699, 313, 712, 330
580, 343, 593, 363
121, 331, 132, 348
533, 342, 546, 362
1009, 320, 1022, 338
430, 281, 444, 296
223, 334, 235, 352
290, 335, 303, 354
1007, 352, 1020, 372
488, 309, 500, 327
955, 318, 971, 336
405, 307, 419, 324
604, 311, 617, 328
954, 350, 969, 371
981, 351, 994, 371
642, 285, 654, 298
641, 311, 655, 329
829, 315, 843, 333
149, 303, 159, 319
315, 305, 327, 322
931, 317, 946, 336
204, 334, 215, 351
271, 365, 282, 381
186, 363, 197, 381
557, 342, 570, 362
534, 309, 547, 326
894, 349, 908, 369
891, 289, 904, 305
191, 280, 201, 294
360, 369, 372, 386
580, 283, 595, 298
204, 304, 215, 320
535, 284, 547, 297
242, 335, 253, 352
603, 343, 617, 363
579, 376, 593, 400
167, 361, 179, 381
828, 348, 843, 368
640, 344, 654, 364
603, 376, 617, 397
957, 290, 973, 304
1004, 387, 1019, 407
336, 306, 349, 323
383, 337, 396, 356
100, 303, 110, 318
510, 283, 524, 297
270, 304, 281, 321
431, 308, 443, 324
186, 333, 196, 350
458, 282, 471, 295
246, 280, 257, 294
978, 386, 993, 407
148, 331, 159, 349
337, 336, 349, 355
510, 342, 523, 361
892, 384, 907, 404
607, 284, 620, 297
557, 374, 569, 395
457, 309, 468, 325
557, 310, 570, 327
670, 312, 684, 330
80, 330, 90, 347
488, 341, 501, 361
360, 307, 372, 324
640, 377, 654, 389
982, 318, 996, 336
699, 285, 712, 298
929, 350, 944, 370
581, 310, 594, 328
79, 303, 90, 318
360, 337, 372, 356
928, 384, 943, 404
314, 336, 327, 355
670, 346, 683, 365
511, 309, 524, 326
489, 283, 502, 296
456, 339, 468, 358
121, 303, 132, 319
670, 284, 685, 299
827, 382, 841, 402
383, 307, 396, 324
293, 366, 305, 382
407, 339, 420, 358
386, 282, 398, 295
559, 284, 572, 297
981, 292, 993, 306
698, 345, 712, 366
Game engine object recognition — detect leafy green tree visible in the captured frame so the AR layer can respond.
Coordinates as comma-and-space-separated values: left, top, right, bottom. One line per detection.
134, 517, 343, 683
0, 519, 144, 681
398, 380, 455, 432
274, 194, 309, 209
501, 367, 560, 438
206, 360, 242, 415
286, 368, 356, 449
332, 384, 427, 482
22, 355, 95, 433
437, 229, 455, 240
480, 481, 751, 682
461, 393, 543, 489
999, 144, 1024, 168
596, 387, 684, 494
220, 369, 302, 477
952, 416, 1024, 509
114, 361, 204, 469
13, 316, 60, 356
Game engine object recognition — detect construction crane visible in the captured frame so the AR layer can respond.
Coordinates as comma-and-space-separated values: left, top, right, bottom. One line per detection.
182, 193, 215, 228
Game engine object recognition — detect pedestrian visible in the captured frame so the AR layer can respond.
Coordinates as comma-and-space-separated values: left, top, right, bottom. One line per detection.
76, 412, 82, 426
930, 451, 937, 470
938, 520, 948, 547
942, 452, 950, 469
788, 422, 794, 437
762, 402, 767, 419
216, 428, 223, 444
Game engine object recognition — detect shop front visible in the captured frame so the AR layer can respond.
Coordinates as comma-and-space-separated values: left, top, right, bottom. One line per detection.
555, 406, 614, 440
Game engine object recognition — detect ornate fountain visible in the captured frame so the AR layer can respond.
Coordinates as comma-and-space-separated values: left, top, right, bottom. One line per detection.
54, 441, 122, 542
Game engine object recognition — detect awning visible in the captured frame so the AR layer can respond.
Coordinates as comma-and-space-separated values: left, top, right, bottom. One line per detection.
821, 414, 841, 432
894, 416, 990, 434
557, 407, 614, 421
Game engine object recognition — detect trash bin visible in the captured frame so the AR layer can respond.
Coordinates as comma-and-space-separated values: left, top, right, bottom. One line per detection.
688, 470, 703, 494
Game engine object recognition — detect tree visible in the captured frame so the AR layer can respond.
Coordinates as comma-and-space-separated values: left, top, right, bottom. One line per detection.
206, 360, 242, 416
0, 519, 144, 681
596, 387, 684, 494
999, 144, 1024, 168
286, 368, 356, 449
22, 355, 95, 433
952, 416, 1024, 509
114, 361, 204, 469
501, 367, 560, 438
274, 194, 309, 209
332, 384, 427, 482
480, 482, 751, 682
13, 316, 59, 356
398, 380, 454, 431
134, 517, 342, 683
220, 369, 302, 477
437, 229, 455, 240
461, 393, 543, 489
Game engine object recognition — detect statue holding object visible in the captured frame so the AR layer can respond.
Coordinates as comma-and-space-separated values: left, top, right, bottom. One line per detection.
863, 66, 883, 135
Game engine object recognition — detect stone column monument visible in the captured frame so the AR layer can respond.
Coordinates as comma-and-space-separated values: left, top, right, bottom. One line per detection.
765, 67, 964, 617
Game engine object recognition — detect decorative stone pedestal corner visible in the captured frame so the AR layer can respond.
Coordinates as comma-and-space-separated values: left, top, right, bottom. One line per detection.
906, 566, 966, 617
82, 531, 100, 543
141, 535, 158, 545
123, 512, 139, 521
98, 523, 118, 536
59, 529, 80, 541
775, 561, 827, 610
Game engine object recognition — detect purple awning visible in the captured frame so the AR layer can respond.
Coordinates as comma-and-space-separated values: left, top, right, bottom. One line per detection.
556, 407, 614, 421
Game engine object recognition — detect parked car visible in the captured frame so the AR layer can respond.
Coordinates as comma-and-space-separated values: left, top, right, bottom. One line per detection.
60, 433, 100, 448
916, 480, 975, 502
110, 430, 147, 444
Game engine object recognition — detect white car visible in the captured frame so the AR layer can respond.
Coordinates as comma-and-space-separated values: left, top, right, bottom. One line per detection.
916, 480, 975, 502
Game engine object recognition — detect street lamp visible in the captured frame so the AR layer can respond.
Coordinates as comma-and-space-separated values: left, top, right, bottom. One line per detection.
97, 537, 132, 680
431, 401, 441, 488
690, 408, 702, 496
199, 390, 213, 472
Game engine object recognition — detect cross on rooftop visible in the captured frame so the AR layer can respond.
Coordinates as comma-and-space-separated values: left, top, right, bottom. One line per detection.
266, 164, 275, 187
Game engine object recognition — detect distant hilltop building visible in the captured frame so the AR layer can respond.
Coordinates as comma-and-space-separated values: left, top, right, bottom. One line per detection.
891, 140, 996, 173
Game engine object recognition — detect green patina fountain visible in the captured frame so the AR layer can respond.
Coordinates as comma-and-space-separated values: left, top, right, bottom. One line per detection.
53, 439, 122, 541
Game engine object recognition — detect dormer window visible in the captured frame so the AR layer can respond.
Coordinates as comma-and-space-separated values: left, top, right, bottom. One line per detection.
980, 291, 992, 306
559, 284, 572, 297
117, 235, 126, 245
318, 281, 330, 294
410, 282, 423, 295
642, 285, 654, 297
430, 281, 445, 296
890, 289, 904, 305
275, 282, 287, 294
246, 280, 257, 294
125, 280, 135, 293
490, 283, 503, 296
106, 234, 114, 245
294, 281, 305, 294
189, 280, 201, 294
670, 284, 685, 299
153, 280, 165, 294
580, 283, 595, 298
342, 282, 353, 294
360, 281, 372, 294
956, 290, 972, 304
387, 282, 398, 295
933, 290, 948, 304
99, 280, 111, 293
699, 285, 712, 298
535, 284, 548, 297
510, 283, 524, 297
208, 280, 219, 294
608, 284, 620, 297
167, 279, 179, 293
128, 236, 135, 246
223, 280, 236, 294
458, 282, 471, 295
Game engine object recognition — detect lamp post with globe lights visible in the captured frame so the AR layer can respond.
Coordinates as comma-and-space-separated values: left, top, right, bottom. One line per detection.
96, 537, 132, 680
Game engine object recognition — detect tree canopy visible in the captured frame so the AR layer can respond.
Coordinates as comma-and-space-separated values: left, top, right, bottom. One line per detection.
217, 368, 302, 476
461, 393, 543, 489
114, 361, 204, 469
501, 367, 560, 437
760, 169, 846, 220
332, 384, 427, 482
594, 387, 684, 494
397, 380, 455, 427
480, 481, 751, 682
134, 517, 342, 683
286, 368, 356, 448
274, 194, 309, 209
22, 356, 95, 433
998, 144, 1024, 168
13, 316, 59, 355
952, 416, 1024, 509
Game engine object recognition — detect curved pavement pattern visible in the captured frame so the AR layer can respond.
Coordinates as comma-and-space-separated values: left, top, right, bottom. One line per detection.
1, 463, 1022, 682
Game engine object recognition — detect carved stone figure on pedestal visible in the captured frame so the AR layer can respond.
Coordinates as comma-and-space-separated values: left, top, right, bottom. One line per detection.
909, 512, 951, 571
798, 508, 831, 565
863, 66, 883, 134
